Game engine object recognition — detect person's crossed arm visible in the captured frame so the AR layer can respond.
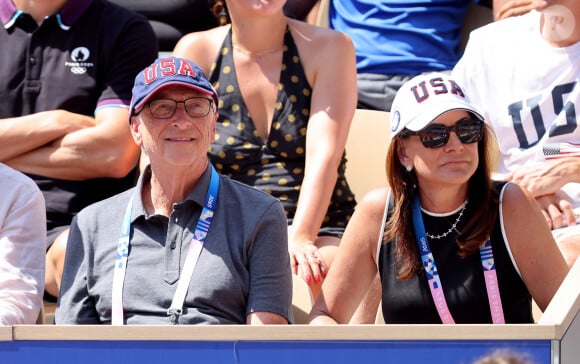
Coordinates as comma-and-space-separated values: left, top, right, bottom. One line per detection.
1, 107, 139, 181
507, 157, 580, 229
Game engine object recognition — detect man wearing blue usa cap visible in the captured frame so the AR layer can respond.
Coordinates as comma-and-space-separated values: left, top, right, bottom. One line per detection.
56, 57, 292, 325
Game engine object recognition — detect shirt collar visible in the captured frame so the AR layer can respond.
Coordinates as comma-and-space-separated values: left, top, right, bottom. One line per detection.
1, 0, 93, 30
132, 164, 213, 221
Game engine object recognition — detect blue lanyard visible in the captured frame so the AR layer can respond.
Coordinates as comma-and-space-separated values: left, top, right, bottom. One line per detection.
112, 165, 220, 325
412, 195, 505, 324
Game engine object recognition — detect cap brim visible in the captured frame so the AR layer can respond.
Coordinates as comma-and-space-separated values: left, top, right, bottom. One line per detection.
405, 100, 484, 131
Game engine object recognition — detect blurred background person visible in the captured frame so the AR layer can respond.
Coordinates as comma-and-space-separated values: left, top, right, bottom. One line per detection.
307, 0, 545, 111
0, 0, 158, 301
0, 163, 46, 325
453, 0, 580, 265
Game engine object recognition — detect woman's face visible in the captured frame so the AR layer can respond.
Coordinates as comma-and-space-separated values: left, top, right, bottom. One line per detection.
398, 110, 480, 190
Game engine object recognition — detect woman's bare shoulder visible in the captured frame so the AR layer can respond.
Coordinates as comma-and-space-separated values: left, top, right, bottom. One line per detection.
288, 19, 353, 52
173, 25, 230, 73
356, 188, 390, 217
287, 19, 356, 89
344, 187, 391, 258
500, 182, 532, 212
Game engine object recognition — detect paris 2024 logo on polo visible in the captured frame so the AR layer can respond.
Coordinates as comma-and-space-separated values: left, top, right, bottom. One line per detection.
65, 47, 94, 75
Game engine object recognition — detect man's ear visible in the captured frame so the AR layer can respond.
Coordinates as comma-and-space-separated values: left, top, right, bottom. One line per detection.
210, 112, 218, 140
129, 116, 142, 146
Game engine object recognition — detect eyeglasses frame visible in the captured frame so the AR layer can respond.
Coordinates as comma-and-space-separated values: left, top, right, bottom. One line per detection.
138, 96, 215, 119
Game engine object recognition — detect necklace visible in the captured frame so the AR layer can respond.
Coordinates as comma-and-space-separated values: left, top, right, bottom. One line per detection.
232, 43, 284, 58
425, 201, 467, 240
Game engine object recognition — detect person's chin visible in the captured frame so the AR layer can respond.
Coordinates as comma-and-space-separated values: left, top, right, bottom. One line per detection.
163, 154, 197, 167
438, 168, 474, 183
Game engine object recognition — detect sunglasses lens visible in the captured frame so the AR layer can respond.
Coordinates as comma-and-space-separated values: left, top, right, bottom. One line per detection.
456, 120, 483, 144
415, 119, 483, 148
419, 126, 449, 148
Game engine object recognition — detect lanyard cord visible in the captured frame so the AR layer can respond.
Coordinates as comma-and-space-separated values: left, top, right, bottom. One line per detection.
111, 166, 220, 325
412, 195, 505, 324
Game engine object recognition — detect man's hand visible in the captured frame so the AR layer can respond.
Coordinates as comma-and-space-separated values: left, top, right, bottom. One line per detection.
5, 107, 137, 180
506, 159, 580, 229
506, 159, 573, 197
494, 0, 549, 21
535, 192, 576, 229
0, 110, 95, 162
49, 109, 96, 133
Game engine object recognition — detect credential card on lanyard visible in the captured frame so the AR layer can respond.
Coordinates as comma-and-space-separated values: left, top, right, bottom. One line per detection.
412, 195, 505, 324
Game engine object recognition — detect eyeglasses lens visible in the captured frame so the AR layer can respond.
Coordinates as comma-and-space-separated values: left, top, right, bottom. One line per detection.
148, 97, 212, 119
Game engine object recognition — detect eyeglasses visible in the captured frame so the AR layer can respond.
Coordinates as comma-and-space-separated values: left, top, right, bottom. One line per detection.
146, 97, 214, 119
401, 118, 484, 149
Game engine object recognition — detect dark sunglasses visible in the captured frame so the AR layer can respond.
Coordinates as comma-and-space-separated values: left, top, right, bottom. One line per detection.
401, 118, 484, 149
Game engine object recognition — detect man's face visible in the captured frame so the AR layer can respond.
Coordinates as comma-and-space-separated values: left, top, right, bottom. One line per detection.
130, 85, 217, 168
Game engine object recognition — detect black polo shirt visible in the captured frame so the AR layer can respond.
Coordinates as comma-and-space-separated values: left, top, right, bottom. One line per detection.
0, 0, 158, 242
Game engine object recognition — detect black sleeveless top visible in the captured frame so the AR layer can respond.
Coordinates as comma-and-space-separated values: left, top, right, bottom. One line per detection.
208, 28, 356, 236
378, 182, 533, 323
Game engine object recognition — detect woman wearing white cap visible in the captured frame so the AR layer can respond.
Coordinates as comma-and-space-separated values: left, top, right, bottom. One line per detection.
309, 73, 569, 324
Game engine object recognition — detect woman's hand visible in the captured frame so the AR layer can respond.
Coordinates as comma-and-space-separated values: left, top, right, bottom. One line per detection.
289, 241, 328, 285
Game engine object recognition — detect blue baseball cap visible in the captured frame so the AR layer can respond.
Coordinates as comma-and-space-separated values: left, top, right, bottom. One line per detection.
129, 57, 218, 121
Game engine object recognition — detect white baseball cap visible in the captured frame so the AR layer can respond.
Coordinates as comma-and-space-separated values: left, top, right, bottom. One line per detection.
389, 72, 484, 139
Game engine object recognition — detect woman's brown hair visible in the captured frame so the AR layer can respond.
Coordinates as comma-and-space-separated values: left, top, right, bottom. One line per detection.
384, 122, 498, 279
